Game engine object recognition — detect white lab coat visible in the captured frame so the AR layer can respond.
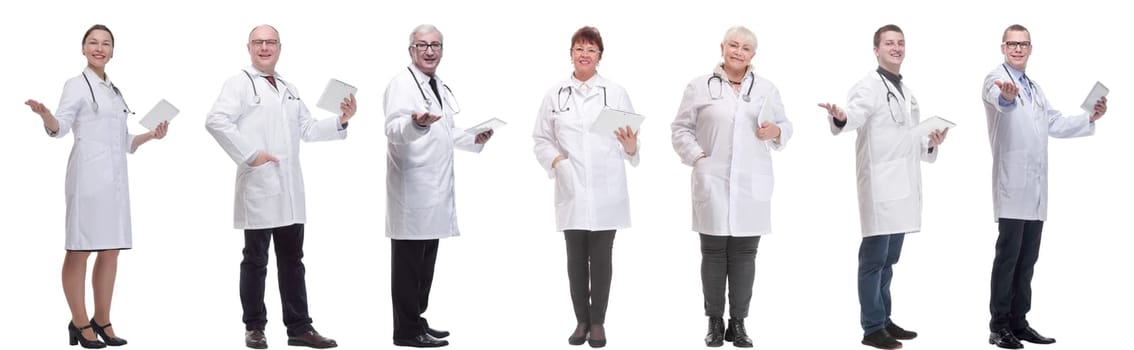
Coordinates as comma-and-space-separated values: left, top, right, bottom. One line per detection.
982, 64, 1094, 222
533, 74, 639, 232
384, 65, 483, 240
206, 66, 347, 230
672, 68, 793, 236
50, 68, 138, 250
828, 71, 937, 237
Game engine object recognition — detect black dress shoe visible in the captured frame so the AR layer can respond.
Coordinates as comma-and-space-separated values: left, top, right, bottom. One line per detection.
705, 317, 725, 347
69, 322, 107, 349
426, 326, 450, 339
393, 334, 449, 348
587, 324, 606, 348
885, 321, 917, 340
1013, 326, 1055, 344
569, 323, 589, 346
288, 330, 338, 348
988, 328, 1023, 349
89, 318, 127, 346
861, 329, 902, 349
725, 318, 753, 348
245, 329, 267, 349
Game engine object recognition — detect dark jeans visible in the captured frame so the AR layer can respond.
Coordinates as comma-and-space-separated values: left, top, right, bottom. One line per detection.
564, 230, 616, 325
700, 234, 760, 319
391, 239, 440, 340
989, 218, 1044, 331
240, 224, 314, 336
858, 233, 905, 335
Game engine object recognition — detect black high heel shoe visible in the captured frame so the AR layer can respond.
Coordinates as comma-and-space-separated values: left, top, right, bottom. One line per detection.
90, 318, 127, 346
68, 322, 107, 348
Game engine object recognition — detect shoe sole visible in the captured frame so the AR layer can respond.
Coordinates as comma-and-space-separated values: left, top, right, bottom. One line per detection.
287, 339, 339, 348
988, 339, 1023, 349
245, 342, 267, 349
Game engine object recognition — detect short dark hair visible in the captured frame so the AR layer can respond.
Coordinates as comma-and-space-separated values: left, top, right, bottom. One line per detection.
873, 24, 903, 48
1002, 24, 1029, 42
571, 26, 604, 55
83, 24, 114, 47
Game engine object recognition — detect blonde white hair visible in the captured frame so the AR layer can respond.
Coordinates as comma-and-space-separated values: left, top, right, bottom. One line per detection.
409, 24, 443, 45
722, 26, 757, 50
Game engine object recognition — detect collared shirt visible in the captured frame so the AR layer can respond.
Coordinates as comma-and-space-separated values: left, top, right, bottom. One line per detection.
876, 66, 904, 98
998, 63, 1031, 106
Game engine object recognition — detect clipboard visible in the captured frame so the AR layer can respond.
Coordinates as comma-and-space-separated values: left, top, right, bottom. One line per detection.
589, 108, 644, 135
911, 116, 956, 138
316, 78, 357, 114
138, 99, 179, 130
1079, 81, 1108, 112
466, 118, 506, 135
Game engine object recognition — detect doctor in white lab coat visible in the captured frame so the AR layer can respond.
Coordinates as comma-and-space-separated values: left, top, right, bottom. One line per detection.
205, 24, 352, 350
982, 24, 1108, 349
25, 24, 168, 348
383, 24, 494, 348
532, 26, 639, 348
818, 24, 947, 350
671, 26, 790, 348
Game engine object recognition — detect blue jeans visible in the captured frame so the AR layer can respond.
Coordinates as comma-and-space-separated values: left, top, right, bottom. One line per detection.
858, 233, 905, 335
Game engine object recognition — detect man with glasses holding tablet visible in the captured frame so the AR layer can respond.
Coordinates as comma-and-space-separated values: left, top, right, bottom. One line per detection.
982, 24, 1109, 349
382, 24, 494, 348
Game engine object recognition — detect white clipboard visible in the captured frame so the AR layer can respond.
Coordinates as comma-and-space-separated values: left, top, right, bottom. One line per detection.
1079, 81, 1108, 112
316, 78, 357, 114
911, 116, 956, 138
138, 99, 179, 130
589, 108, 644, 135
466, 118, 506, 135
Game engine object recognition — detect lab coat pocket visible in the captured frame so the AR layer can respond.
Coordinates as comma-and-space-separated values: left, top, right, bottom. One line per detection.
748, 158, 775, 202
404, 166, 442, 209
554, 163, 576, 206
74, 140, 114, 195
691, 159, 712, 203
998, 151, 1028, 193
871, 159, 911, 202
242, 162, 283, 199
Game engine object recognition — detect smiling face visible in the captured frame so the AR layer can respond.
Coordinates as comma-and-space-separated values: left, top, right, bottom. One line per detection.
571, 40, 602, 79
874, 30, 905, 73
82, 29, 114, 71
247, 25, 281, 74
719, 36, 755, 74
410, 30, 443, 76
1001, 29, 1032, 71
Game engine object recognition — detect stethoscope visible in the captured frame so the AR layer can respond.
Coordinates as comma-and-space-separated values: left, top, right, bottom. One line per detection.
243, 70, 299, 104
407, 67, 460, 114
81, 71, 133, 115
708, 71, 755, 101
1001, 64, 1039, 106
554, 85, 608, 113
878, 72, 908, 126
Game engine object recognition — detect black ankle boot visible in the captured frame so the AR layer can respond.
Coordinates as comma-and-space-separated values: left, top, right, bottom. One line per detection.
705, 317, 725, 347
725, 318, 753, 348
68, 322, 107, 349
90, 318, 127, 346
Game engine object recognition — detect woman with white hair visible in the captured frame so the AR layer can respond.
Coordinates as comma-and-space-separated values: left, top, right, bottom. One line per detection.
671, 26, 793, 348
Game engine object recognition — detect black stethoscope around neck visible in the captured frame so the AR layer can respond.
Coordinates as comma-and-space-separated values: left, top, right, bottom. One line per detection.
407, 67, 460, 113
554, 84, 608, 113
878, 71, 908, 126
243, 70, 298, 104
708, 71, 755, 101
81, 71, 133, 115
1001, 64, 1037, 103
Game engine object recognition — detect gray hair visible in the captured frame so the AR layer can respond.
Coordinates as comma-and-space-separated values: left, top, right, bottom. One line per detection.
722, 26, 757, 50
409, 24, 443, 45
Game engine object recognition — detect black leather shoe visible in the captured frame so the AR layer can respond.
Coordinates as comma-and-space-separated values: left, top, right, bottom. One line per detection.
569, 323, 589, 346
89, 318, 127, 346
393, 334, 449, 348
288, 330, 338, 348
988, 328, 1023, 349
245, 329, 267, 349
69, 322, 107, 349
705, 317, 725, 347
587, 324, 606, 348
1013, 326, 1055, 344
861, 329, 902, 349
885, 321, 917, 340
725, 318, 753, 348
426, 326, 449, 339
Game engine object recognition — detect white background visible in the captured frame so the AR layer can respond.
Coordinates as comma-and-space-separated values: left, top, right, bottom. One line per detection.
2, 0, 1130, 349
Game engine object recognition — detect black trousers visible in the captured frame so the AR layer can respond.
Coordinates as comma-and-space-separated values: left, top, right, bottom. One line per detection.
700, 234, 760, 319
391, 239, 440, 340
564, 230, 616, 325
989, 218, 1044, 331
240, 223, 314, 336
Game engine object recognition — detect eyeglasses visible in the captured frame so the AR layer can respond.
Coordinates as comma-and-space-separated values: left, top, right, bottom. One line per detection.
412, 42, 443, 52
250, 39, 280, 47
572, 47, 600, 55
1004, 41, 1031, 50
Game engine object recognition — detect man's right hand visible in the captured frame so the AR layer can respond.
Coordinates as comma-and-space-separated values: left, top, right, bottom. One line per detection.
817, 102, 847, 122
249, 151, 279, 167
412, 112, 442, 127
994, 80, 1019, 102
